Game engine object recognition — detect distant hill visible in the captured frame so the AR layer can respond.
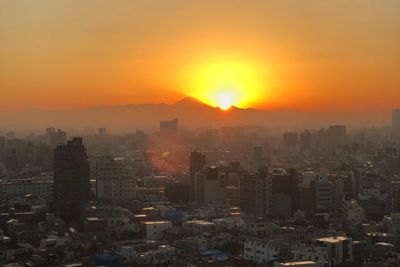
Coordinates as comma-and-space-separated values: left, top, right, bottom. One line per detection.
0, 97, 391, 133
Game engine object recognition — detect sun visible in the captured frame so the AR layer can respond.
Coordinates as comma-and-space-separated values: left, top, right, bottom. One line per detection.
214, 91, 236, 110
183, 59, 265, 110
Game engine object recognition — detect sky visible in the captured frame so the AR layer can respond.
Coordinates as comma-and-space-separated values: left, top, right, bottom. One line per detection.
1, 0, 399, 115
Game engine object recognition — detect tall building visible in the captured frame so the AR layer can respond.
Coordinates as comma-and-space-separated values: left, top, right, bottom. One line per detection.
299, 130, 312, 151
195, 166, 225, 204
98, 127, 107, 137
34, 143, 53, 171
45, 127, 56, 144
53, 137, 90, 222
0, 136, 6, 162
393, 109, 400, 139
327, 125, 346, 148
270, 168, 301, 218
392, 181, 400, 213
189, 150, 206, 201
50, 129, 67, 147
160, 118, 178, 133
95, 156, 137, 204
283, 132, 298, 149
315, 175, 336, 212
252, 145, 263, 171
240, 171, 272, 218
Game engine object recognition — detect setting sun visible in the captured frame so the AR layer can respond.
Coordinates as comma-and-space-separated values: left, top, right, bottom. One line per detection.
183, 59, 267, 110
214, 91, 236, 110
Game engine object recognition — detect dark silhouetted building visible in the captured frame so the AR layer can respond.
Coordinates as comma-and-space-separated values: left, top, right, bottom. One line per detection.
50, 129, 67, 147
189, 150, 206, 201
393, 109, 400, 139
283, 132, 298, 149
165, 182, 190, 204
0, 136, 5, 162
160, 118, 178, 133
252, 145, 263, 171
53, 137, 90, 223
327, 125, 346, 148
270, 168, 301, 218
300, 130, 312, 151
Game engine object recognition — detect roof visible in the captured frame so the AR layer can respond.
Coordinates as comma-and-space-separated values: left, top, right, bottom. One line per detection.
279, 261, 318, 266
142, 220, 171, 225
317, 236, 348, 243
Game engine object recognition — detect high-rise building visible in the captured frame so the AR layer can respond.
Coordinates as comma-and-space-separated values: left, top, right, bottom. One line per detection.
34, 143, 53, 171
393, 109, 400, 139
283, 132, 298, 149
392, 181, 400, 213
95, 156, 137, 204
98, 127, 107, 137
53, 137, 90, 222
195, 166, 225, 204
299, 130, 312, 151
50, 129, 67, 147
240, 171, 271, 218
270, 168, 301, 218
0, 136, 6, 162
315, 175, 336, 211
252, 145, 263, 171
327, 125, 346, 148
160, 118, 178, 133
45, 127, 56, 144
189, 150, 206, 201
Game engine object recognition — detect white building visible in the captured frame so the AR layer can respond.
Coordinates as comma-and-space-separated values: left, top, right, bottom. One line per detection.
85, 205, 138, 234
95, 156, 137, 204
243, 239, 281, 264
292, 236, 353, 266
183, 220, 216, 234
140, 220, 172, 240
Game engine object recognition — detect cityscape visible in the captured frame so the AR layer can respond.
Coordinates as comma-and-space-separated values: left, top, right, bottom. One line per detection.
1, 1, 400, 267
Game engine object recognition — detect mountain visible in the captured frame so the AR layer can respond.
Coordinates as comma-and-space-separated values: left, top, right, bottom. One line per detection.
0, 97, 392, 133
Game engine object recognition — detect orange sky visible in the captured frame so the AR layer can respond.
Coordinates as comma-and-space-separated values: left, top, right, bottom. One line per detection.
1, 0, 399, 115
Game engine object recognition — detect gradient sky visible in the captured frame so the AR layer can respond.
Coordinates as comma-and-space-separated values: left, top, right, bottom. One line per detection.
1, 0, 399, 115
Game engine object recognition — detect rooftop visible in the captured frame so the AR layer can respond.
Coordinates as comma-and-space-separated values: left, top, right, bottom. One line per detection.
279, 261, 318, 266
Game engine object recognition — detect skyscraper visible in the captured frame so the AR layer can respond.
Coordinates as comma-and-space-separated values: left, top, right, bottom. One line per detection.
252, 145, 263, 171
53, 137, 90, 223
327, 125, 346, 148
393, 109, 400, 139
189, 150, 206, 201
299, 130, 312, 151
0, 136, 6, 162
283, 132, 298, 149
50, 129, 67, 148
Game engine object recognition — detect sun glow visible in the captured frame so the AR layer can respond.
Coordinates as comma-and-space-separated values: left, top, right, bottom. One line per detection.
185, 60, 266, 110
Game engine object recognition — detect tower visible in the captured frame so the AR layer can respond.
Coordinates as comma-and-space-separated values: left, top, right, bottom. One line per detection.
53, 137, 90, 223
393, 109, 400, 139
189, 150, 206, 202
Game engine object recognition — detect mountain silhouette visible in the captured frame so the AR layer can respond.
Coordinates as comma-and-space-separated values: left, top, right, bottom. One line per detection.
0, 97, 391, 133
